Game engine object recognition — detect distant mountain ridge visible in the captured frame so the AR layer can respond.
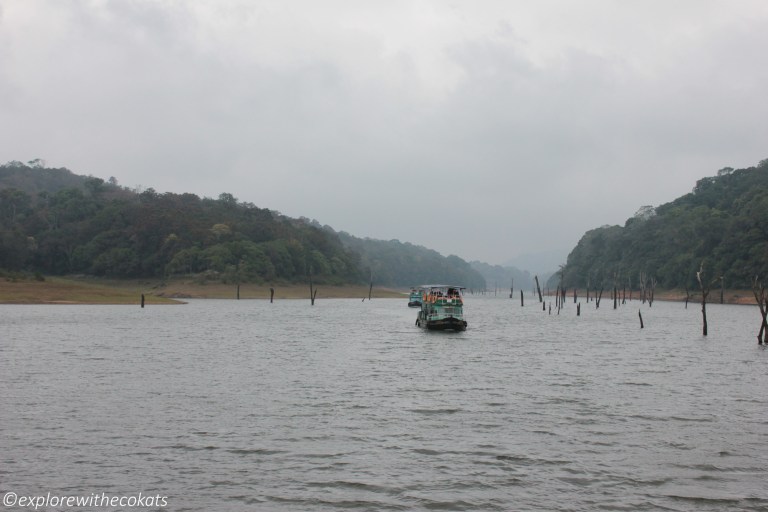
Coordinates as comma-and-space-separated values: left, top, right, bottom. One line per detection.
334, 231, 486, 290
469, 261, 533, 292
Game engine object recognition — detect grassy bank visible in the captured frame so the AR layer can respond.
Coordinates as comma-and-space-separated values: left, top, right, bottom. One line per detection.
0, 276, 406, 304
0, 276, 181, 305
154, 280, 405, 300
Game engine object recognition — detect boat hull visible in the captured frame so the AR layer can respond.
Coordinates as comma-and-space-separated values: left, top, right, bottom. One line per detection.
416, 315, 467, 331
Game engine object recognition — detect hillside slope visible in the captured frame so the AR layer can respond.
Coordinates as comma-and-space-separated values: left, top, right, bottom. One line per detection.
560, 159, 768, 290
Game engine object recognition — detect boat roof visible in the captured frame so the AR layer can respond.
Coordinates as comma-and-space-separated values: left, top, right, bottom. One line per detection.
419, 284, 466, 290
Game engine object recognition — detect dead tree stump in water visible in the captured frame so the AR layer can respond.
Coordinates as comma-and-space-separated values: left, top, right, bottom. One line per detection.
696, 262, 721, 336
141, 294, 145, 308
270, 287, 274, 303
309, 271, 317, 306
535, 276, 543, 303
751, 276, 767, 345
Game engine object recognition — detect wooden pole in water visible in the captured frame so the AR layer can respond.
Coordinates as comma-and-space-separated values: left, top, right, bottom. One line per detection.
751, 276, 767, 345
720, 277, 725, 304
270, 287, 274, 303
309, 269, 316, 306
237, 284, 240, 300
638, 309, 644, 328
141, 294, 145, 308
696, 262, 719, 336
368, 269, 373, 301
577, 302, 581, 316
520, 289, 524, 307
535, 275, 543, 303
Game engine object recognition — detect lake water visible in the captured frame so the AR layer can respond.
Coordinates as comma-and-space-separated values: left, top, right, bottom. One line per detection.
1, 296, 767, 511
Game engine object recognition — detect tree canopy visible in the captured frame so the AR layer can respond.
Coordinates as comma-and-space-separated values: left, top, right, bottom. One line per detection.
559, 159, 768, 290
0, 161, 484, 288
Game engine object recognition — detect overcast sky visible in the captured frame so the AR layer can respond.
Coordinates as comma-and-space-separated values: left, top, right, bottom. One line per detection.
2, 1, 767, 269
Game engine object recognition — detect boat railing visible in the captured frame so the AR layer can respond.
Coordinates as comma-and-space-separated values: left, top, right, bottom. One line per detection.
422, 293, 463, 305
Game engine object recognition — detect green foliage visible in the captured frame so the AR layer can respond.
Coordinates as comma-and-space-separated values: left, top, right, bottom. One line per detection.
562, 160, 768, 290
1, 161, 491, 287
335, 232, 486, 289
0, 163, 363, 284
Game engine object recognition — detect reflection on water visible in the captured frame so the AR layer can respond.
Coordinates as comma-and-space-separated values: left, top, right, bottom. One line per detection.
1, 297, 767, 511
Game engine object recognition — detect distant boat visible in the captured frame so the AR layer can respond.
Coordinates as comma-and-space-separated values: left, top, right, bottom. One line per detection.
415, 285, 467, 331
408, 287, 423, 308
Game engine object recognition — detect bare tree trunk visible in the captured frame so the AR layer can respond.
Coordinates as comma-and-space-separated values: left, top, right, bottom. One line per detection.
752, 276, 768, 345
720, 277, 725, 304
696, 262, 719, 336
309, 270, 316, 305
535, 275, 543, 303
368, 269, 373, 301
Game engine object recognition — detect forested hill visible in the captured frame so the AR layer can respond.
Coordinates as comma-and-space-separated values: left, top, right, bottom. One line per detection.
0, 159, 101, 196
334, 231, 486, 290
469, 261, 533, 292
561, 158, 768, 290
0, 161, 485, 288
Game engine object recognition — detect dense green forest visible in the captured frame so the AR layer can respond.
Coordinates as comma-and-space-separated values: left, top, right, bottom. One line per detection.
0, 161, 485, 288
560, 159, 768, 290
335, 232, 486, 290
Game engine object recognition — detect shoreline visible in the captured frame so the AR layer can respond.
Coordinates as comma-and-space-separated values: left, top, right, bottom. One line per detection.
541, 288, 757, 306
0, 276, 407, 304
0, 276, 759, 305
